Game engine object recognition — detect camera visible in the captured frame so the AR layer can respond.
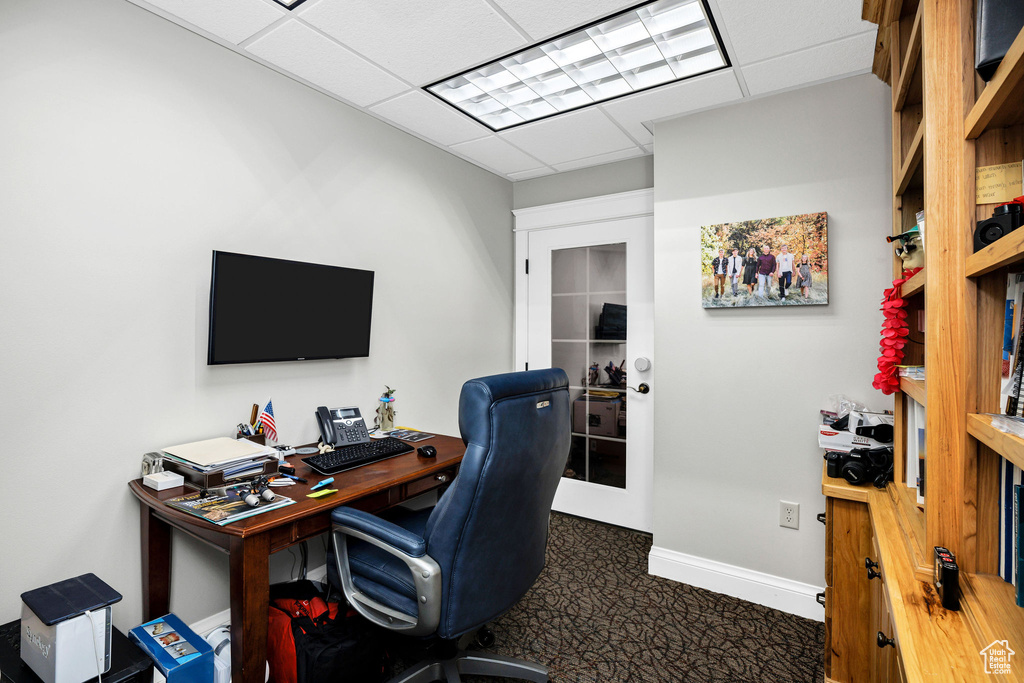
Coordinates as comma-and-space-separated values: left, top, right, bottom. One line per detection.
974, 197, 1023, 252
824, 447, 894, 488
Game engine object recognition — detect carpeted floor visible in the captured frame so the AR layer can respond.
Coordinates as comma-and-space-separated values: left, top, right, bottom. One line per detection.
448, 512, 825, 683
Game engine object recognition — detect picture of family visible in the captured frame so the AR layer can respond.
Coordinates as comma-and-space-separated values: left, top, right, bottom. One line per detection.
701, 211, 828, 308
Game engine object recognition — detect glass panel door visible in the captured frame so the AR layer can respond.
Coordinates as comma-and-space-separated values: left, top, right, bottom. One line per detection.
551, 243, 629, 489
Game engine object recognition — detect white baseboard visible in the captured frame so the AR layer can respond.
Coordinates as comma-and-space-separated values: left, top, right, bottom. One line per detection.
648, 546, 824, 622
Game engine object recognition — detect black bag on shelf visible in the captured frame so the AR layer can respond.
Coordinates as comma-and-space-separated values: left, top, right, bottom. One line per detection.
976, 0, 1024, 81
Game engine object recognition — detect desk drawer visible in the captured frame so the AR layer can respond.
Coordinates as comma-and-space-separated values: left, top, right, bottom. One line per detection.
406, 468, 456, 498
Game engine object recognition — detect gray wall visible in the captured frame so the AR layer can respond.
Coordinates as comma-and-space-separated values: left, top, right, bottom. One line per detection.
0, 0, 513, 627
652, 75, 893, 586
513, 156, 653, 209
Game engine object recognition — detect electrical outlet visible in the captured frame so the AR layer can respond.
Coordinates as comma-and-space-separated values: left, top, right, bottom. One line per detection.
780, 501, 800, 529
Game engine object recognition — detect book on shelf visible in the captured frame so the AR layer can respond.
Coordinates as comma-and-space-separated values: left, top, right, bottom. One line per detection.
1018, 484, 1024, 607
1002, 273, 1024, 414
906, 398, 926, 504
164, 485, 295, 526
1000, 460, 1021, 585
898, 365, 925, 380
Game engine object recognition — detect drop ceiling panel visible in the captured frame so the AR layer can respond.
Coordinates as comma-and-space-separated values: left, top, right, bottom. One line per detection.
490, 0, 640, 41
297, 0, 527, 86
245, 20, 408, 107
499, 107, 637, 166
715, 0, 875, 65
450, 136, 543, 174
553, 147, 646, 172
129, 0, 285, 45
741, 32, 875, 96
601, 69, 742, 144
508, 167, 555, 180
370, 91, 490, 146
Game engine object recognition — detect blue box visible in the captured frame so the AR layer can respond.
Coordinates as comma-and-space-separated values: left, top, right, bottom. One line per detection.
128, 614, 212, 683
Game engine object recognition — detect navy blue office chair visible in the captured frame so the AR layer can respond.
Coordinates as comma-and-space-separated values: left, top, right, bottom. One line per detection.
328, 369, 570, 683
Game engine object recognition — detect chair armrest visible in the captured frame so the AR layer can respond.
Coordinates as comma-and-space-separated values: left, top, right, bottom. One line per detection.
331, 510, 441, 637
330, 507, 426, 557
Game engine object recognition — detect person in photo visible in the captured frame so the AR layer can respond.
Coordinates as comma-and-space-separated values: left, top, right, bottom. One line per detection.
742, 247, 758, 294
796, 253, 813, 298
727, 247, 743, 297
757, 244, 776, 297
775, 244, 795, 299
710, 248, 728, 299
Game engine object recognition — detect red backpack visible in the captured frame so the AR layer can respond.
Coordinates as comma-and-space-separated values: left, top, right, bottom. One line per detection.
267, 580, 387, 683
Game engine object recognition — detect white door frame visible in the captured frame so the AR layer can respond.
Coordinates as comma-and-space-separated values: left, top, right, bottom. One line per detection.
513, 189, 654, 532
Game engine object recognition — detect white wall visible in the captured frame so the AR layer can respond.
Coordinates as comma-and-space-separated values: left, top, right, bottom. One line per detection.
651, 75, 893, 591
0, 0, 513, 628
513, 156, 653, 210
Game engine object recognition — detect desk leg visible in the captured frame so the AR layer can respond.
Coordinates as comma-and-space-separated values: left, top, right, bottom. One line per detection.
229, 534, 270, 683
140, 506, 171, 621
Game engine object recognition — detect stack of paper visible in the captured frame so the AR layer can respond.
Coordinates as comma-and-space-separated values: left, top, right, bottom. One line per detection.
161, 437, 277, 479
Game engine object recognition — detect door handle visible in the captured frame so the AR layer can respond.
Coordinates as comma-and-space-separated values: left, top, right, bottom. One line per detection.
628, 383, 650, 394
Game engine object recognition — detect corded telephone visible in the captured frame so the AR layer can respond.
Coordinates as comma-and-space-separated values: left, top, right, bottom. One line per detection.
315, 406, 371, 448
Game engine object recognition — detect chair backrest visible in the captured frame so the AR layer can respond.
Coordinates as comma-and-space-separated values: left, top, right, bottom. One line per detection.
422, 369, 570, 640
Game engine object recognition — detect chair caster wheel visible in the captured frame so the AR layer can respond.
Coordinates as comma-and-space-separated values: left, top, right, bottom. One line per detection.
474, 625, 495, 648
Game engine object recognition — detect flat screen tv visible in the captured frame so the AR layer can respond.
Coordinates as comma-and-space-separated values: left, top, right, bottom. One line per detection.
208, 251, 374, 365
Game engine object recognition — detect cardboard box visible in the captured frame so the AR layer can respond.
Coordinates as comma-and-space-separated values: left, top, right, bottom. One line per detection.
573, 395, 623, 437
129, 614, 213, 683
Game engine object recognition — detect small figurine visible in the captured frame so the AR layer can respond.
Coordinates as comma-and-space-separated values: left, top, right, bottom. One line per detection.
587, 362, 600, 386
376, 386, 396, 433
886, 227, 924, 269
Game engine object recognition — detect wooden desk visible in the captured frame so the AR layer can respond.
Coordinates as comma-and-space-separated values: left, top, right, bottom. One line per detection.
128, 435, 464, 683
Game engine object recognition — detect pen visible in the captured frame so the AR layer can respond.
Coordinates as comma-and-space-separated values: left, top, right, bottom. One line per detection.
310, 477, 334, 492
278, 472, 307, 484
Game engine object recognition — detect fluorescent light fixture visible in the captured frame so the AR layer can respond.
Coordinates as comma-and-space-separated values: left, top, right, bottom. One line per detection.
426, 0, 728, 131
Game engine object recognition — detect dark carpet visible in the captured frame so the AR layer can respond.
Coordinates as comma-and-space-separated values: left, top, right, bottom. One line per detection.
449, 513, 825, 683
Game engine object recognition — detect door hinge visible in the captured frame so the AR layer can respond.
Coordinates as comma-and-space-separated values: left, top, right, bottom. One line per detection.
525, 259, 529, 275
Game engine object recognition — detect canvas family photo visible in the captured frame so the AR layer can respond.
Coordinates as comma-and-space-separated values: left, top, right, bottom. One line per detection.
701, 211, 829, 308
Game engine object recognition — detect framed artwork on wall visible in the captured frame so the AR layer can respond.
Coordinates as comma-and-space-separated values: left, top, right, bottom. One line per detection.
701, 211, 828, 308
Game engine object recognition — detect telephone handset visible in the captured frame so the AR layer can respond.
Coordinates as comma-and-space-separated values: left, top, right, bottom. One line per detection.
315, 406, 371, 448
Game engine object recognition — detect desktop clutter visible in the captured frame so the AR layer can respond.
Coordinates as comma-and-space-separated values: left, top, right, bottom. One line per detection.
819, 395, 894, 489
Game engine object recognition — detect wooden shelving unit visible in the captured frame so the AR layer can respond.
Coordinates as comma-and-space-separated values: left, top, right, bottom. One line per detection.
901, 268, 925, 296
899, 377, 925, 405
823, 2, 1024, 681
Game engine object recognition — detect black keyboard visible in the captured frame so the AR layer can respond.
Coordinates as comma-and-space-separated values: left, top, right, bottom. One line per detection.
302, 437, 415, 475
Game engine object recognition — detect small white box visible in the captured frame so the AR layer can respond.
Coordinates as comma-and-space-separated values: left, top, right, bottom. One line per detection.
143, 471, 184, 491
21, 605, 112, 683
818, 425, 886, 452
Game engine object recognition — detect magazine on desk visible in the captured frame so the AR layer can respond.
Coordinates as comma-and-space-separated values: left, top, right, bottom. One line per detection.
165, 486, 295, 526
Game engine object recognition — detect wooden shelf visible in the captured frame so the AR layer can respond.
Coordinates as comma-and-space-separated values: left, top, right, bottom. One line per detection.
967, 413, 1024, 471
900, 377, 926, 405
961, 573, 1024, 677
893, 1, 922, 112
888, 482, 929, 582
895, 122, 924, 196
966, 231, 1024, 278
821, 460, 871, 502
966, 27, 1024, 139
903, 268, 925, 296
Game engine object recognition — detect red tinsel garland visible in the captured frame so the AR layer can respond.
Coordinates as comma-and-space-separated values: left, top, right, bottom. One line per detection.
872, 267, 921, 395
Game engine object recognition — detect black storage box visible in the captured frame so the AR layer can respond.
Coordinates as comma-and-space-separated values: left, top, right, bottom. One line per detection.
976, 0, 1024, 81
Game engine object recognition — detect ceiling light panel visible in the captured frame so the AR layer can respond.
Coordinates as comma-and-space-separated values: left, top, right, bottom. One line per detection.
427, 0, 728, 131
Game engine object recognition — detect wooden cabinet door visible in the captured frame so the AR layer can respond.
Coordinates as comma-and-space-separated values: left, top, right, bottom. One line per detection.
828, 499, 875, 682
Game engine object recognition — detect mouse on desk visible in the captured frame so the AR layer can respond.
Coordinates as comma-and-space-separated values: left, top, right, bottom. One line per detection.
417, 445, 437, 458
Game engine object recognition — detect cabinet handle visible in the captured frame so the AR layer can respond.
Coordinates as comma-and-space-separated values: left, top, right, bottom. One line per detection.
816, 512, 826, 526
877, 631, 896, 649
865, 557, 881, 580
815, 591, 826, 607
435, 474, 448, 483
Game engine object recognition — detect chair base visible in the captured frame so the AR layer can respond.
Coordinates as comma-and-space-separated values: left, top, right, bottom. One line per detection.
387, 650, 549, 683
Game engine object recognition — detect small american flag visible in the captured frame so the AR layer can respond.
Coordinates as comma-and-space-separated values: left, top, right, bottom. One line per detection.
257, 400, 278, 442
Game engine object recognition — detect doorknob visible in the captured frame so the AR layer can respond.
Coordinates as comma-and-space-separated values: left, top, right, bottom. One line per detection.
628, 383, 650, 394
